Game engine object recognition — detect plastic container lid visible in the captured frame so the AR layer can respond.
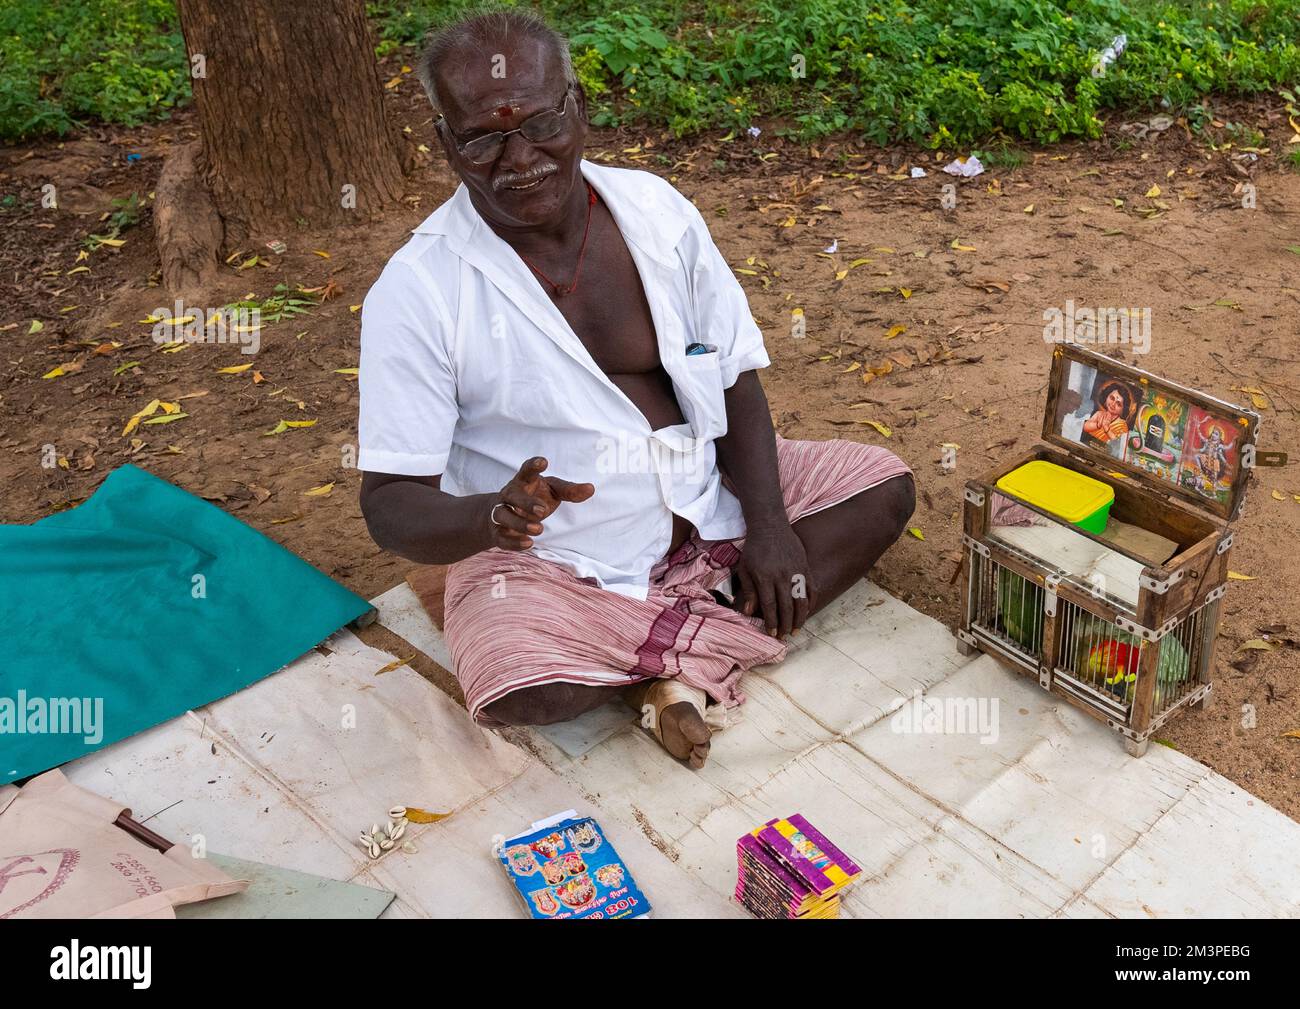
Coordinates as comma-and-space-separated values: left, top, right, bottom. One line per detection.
996, 460, 1114, 524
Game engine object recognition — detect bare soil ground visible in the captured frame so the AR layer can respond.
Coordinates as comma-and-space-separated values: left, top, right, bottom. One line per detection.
2, 69, 1297, 819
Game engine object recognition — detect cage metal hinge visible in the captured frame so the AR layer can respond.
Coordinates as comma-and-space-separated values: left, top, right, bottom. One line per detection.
956, 628, 978, 648
961, 534, 990, 558
1038, 665, 1052, 690
1216, 531, 1234, 555
1043, 572, 1062, 617
1113, 613, 1177, 642
1106, 718, 1145, 742
964, 487, 986, 507
1205, 584, 1227, 604
1138, 568, 1185, 594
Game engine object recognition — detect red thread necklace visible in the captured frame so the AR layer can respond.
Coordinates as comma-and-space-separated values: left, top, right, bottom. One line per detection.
518, 182, 598, 298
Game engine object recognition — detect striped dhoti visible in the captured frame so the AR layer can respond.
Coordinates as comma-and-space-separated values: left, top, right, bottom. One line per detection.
444, 437, 912, 725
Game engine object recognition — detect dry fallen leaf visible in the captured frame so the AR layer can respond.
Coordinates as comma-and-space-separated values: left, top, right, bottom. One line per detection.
402, 807, 452, 824
374, 655, 414, 675
859, 419, 893, 438
1227, 571, 1256, 581
303, 482, 335, 497
122, 398, 163, 437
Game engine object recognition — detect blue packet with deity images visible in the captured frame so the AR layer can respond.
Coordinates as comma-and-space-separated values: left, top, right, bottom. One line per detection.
497, 810, 651, 919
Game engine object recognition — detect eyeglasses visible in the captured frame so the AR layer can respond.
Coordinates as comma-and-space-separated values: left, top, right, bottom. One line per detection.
438, 91, 574, 165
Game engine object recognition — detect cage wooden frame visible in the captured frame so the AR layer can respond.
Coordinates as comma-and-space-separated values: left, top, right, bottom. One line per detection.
956, 346, 1258, 756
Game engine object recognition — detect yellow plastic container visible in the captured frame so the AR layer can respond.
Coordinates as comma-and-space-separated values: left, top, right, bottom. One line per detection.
996, 460, 1114, 534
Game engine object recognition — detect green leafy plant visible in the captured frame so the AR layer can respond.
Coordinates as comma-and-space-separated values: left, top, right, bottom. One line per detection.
223, 285, 316, 325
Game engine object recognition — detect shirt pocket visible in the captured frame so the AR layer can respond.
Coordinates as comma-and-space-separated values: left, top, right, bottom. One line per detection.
674, 350, 727, 441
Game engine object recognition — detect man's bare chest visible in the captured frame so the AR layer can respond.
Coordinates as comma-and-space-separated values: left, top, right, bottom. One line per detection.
549, 211, 662, 377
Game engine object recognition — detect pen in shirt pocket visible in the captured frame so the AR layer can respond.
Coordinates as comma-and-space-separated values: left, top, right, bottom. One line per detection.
685, 342, 718, 356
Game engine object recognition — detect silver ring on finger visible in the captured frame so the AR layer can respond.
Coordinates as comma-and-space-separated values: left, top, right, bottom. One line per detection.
490, 502, 515, 528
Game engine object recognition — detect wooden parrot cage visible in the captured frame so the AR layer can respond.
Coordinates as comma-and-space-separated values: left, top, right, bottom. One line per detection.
957, 345, 1265, 756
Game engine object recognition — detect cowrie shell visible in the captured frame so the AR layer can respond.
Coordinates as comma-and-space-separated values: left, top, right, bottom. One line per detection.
389, 806, 407, 819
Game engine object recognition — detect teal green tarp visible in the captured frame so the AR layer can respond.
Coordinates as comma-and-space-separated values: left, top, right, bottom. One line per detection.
1, 465, 371, 780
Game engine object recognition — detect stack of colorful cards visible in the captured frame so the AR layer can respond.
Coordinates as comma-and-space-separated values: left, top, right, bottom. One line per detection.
735, 814, 861, 919
499, 809, 650, 919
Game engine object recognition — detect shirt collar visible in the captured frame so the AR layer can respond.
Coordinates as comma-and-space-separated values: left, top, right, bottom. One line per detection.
410, 159, 688, 268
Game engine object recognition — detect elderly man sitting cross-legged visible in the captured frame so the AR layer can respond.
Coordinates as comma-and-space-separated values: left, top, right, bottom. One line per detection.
358, 9, 914, 769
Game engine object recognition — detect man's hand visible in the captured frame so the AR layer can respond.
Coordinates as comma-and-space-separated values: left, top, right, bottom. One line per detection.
734, 521, 812, 638
488, 456, 595, 551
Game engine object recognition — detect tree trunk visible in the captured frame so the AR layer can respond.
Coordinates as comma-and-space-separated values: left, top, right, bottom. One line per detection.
171, 0, 407, 253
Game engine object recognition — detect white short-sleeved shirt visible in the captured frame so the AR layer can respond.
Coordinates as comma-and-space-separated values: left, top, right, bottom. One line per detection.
358, 160, 770, 599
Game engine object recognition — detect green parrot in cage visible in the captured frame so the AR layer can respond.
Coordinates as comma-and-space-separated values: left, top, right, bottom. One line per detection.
996, 566, 1045, 652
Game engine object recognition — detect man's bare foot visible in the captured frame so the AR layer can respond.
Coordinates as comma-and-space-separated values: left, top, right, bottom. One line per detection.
626, 682, 713, 769
659, 700, 711, 769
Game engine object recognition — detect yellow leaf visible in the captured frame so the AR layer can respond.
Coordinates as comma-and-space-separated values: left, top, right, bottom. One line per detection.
41, 365, 67, 379
161, 342, 186, 353
348, 304, 361, 313
66, 266, 90, 275
263, 419, 318, 436
312, 250, 331, 258
791, 307, 804, 318
873, 247, 895, 253
860, 419, 892, 438
908, 527, 924, 540
375, 655, 414, 675
834, 269, 849, 281
847, 258, 872, 269
950, 239, 976, 252
1023, 204, 1035, 214
1145, 184, 1161, 198
1282, 730, 1300, 741
28, 319, 43, 334
1227, 571, 1256, 581
123, 398, 162, 436
1273, 490, 1287, 500
402, 807, 452, 824
735, 268, 759, 276
57, 457, 69, 470
142, 412, 188, 425
900, 287, 912, 298
303, 482, 335, 497
841, 362, 860, 373
159, 401, 181, 414
217, 363, 253, 374
96, 237, 126, 248
885, 324, 906, 339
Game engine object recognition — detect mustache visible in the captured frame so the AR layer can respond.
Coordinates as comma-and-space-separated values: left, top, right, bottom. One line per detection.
493, 163, 559, 191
